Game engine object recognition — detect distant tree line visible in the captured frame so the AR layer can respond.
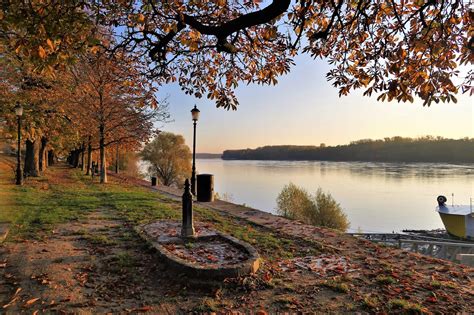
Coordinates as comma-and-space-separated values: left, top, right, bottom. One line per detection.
222, 137, 474, 163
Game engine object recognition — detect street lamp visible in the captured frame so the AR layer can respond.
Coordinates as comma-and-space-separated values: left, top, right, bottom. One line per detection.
14, 103, 23, 185
190, 105, 200, 195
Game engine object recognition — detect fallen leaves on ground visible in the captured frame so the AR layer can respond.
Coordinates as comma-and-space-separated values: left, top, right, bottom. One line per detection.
278, 254, 358, 276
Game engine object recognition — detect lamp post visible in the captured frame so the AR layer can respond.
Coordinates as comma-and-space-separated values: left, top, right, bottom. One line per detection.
190, 105, 200, 196
14, 103, 23, 185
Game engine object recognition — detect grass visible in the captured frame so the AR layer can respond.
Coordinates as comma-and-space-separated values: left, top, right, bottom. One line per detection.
362, 294, 379, 309
193, 297, 218, 312
1, 165, 321, 261
389, 299, 424, 313
321, 278, 350, 293
0, 157, 23, 223
6, 181, 101, 239
83, 234, 116, 246
111, 252, 138, 269
376, 275, 397, 285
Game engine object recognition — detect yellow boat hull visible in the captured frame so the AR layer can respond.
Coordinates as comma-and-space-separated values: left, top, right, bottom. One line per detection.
438, 212, 468, 239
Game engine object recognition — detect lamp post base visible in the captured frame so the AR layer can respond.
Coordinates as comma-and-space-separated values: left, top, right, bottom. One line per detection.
181, 226, 196, 238
15, 168, 22, 185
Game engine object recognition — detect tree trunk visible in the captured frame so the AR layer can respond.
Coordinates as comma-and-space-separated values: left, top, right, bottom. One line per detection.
47, 150, 55, 166
86, 136, 92, 175
99, 125, 107, 183
39, 137, 48, 172
73, 149, 80, 168
115, 143, 119, 174
24, 139, 39, 177
80, 141, 85, 171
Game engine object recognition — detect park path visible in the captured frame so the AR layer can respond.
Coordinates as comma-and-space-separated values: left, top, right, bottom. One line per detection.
0, 164, 184, 313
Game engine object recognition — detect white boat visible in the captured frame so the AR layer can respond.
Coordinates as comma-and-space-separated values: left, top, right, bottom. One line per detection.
436, 196, 474, 240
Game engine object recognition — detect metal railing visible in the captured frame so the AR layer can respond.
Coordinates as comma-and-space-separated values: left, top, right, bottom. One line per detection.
348, 233, 474, 263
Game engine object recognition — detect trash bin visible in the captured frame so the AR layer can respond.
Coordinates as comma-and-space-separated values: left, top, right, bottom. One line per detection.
197, 174, 214, 202
151, 177, 157, 186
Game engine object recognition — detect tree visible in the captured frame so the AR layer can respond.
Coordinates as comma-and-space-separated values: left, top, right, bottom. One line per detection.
0, 0, 97, 75
140, 132, 192, 187
0, 58, 72, 177
276, 183, 349, 231
65, 50, 168, 183
98, 0, 472, 109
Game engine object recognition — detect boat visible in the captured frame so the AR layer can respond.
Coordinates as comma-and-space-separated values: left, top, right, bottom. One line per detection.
436, 195, 474, 240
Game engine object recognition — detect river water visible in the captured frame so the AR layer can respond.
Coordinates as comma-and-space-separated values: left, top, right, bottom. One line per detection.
194, 159, 474, 233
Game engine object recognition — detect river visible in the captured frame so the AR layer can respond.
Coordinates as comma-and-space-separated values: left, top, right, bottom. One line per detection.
193, 159, 474, 233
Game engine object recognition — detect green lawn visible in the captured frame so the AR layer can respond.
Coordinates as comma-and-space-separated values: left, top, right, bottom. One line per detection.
2, 164, 317, 260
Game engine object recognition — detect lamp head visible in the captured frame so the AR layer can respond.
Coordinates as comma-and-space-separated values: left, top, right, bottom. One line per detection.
14, 103, 23, 117
191, 105, 200, 121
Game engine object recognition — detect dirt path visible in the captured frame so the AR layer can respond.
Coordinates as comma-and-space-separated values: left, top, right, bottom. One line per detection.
1, 206, 193, 313
0, 164, 184, 313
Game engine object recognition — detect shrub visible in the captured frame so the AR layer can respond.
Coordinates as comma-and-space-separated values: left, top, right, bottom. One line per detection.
276, 183, 349, 231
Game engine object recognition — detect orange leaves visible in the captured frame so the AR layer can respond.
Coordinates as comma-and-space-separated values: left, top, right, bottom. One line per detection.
92, 0, 469, 108
38, 46, 46, 59
24, 298, 40, 306
261, 26, 277, 41
90, 46, 100, 54
46, 39, 54, 51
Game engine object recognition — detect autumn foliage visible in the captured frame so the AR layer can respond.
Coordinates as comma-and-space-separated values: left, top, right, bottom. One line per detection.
0, 0, 472, 182
100, 0, 473, 108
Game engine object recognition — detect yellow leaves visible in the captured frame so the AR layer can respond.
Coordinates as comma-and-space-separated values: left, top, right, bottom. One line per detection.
137, 13, 145, 23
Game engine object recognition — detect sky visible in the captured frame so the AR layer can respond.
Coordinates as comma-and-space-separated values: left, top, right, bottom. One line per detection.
157, 54, 473, 154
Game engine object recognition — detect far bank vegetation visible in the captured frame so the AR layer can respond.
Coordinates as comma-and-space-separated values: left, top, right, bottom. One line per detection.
276, 183, 349, 232
222, 137, 474, 163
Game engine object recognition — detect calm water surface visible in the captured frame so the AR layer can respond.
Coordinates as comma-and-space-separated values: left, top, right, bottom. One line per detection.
195, 159, 474, 233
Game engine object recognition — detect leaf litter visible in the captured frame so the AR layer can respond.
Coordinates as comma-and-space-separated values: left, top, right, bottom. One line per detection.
278, 254, 358, 276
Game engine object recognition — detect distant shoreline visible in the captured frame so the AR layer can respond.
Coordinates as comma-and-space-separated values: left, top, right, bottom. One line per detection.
221, 137, 474, 164
219, 157, 474, 165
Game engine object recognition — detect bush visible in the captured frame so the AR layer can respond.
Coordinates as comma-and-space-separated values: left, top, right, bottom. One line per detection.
276, 183, 349, 231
